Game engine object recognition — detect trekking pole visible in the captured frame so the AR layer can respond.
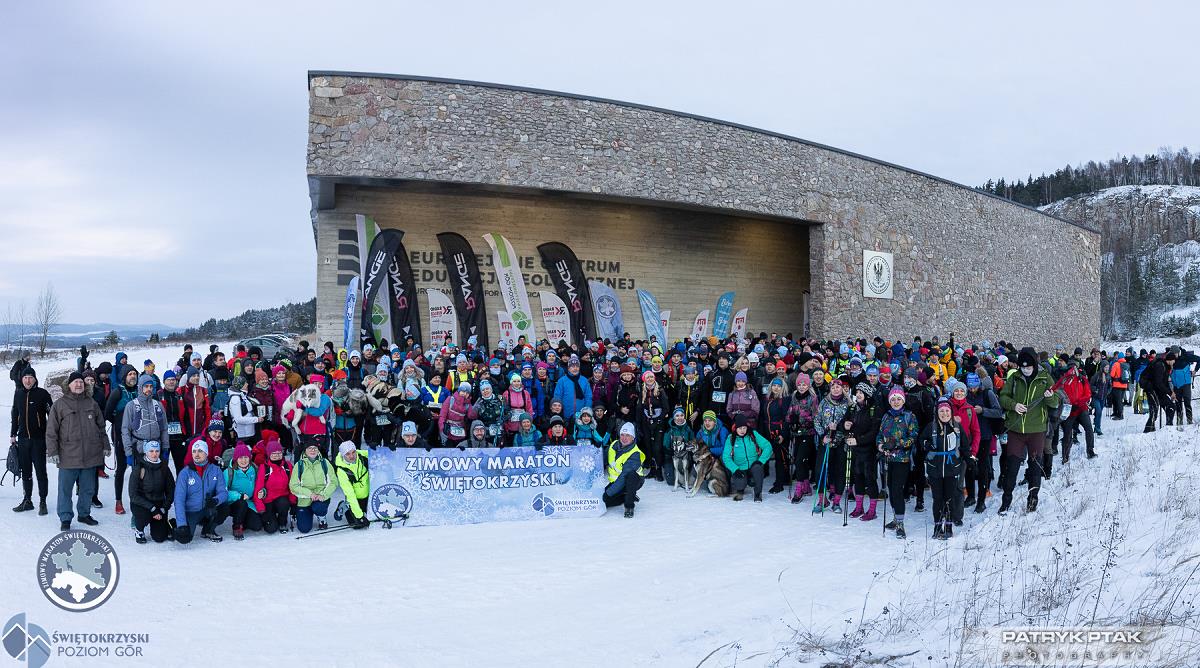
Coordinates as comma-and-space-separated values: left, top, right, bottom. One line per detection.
881, 453, 888, 537
843, 447, 853, 527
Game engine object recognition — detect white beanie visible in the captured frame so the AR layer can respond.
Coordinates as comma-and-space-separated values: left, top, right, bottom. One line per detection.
338, 441, 356, 456
619, 422, 636, 438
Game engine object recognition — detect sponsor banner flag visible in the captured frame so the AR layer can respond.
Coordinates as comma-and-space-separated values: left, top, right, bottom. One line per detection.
690, 309, 709, 342
589, 280, 623, 341
636, 289, 666, 343
539, 292, 571, 346
497, 311, 516, 348
536, 242, 596, 348
360, 228, 404, 349
427, 289, 457, 348
387, 238, 422, 346
356, 215, 393, 346
437, 232, 489, 351
367, 445, 606, 527
483, 233, 537, 343
342, 276, 359, 351
660, 310, 671, 343
713, 291, 736, 339
731, 307, 749, 340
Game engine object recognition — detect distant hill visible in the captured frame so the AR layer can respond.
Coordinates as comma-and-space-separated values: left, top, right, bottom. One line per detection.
12, 322, 183, 349
165, 299, 315, 341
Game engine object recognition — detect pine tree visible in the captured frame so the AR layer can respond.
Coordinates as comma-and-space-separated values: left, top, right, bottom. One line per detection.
103, 330, 119, 345
1183, 261, 1200, 304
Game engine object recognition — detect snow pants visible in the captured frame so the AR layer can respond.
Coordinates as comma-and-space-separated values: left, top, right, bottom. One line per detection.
791, 432, 816, 483
175, 505, 230, 544
926, 460, 963, 525
295, 499, 331, 534
227, 498, 264, 531
1001, 431, 1044, 504
1175, 384, 1193, 424
603, 473, 643, 510
1061, 411, 1094, 461
261, 497, 293, 533
730, 461, 765, 497
850, 448, 879, 498
131, 505, 171, 543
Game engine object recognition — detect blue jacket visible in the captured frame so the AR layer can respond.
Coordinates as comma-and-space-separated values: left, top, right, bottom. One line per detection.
1171, 350, 1198, 389
551, 373, 593, 420
174, 461, 229, 523
694, 423, 731, 457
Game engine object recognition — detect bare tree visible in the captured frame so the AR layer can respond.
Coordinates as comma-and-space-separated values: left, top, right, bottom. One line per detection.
1, 300, 29, 365
32, 283, 62, 357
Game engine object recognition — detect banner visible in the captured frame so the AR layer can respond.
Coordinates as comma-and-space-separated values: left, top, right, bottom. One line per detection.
367, 445, 606, 527
360, 228, 404, 349
342, 276, 359, 351
539, 292, 570, 346
712, 291, 736, 339
387, 238, 422, 346
636, 289, 666, 343
731, 307, 749, 340
483, 233, 537, 343
356, 215, 392, 346
437, 232, 489, 351
690, 309, 709, 342
497, 311, 515, 348
536, 242, 596, 348
660, 310, 671, 343
427, 289, 457, 348
589, 280, 624, 341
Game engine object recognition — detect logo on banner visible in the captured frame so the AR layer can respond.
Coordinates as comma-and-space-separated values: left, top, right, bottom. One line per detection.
531, 493, 556, 516
371, 304, 386, 327
553, 260, 582, 312
863, 251, 894, 299
596, 295, 618, 320
3, 613, 50, 668
371, 484, 413, 520
452, 254, 477, 310
36, 531, 120, 612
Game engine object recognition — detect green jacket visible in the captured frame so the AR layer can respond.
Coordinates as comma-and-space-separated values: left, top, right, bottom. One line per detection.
335, 449, 370, 519
661, 422, 693, 451
722, 431, 773, 473
289, 455, 338, 508
998, 369, 1060, 434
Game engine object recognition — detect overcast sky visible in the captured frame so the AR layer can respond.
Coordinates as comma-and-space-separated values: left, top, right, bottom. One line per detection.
2, 1, 1196, 326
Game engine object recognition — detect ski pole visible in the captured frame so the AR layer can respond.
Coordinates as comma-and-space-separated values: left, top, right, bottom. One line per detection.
843, 446, 853, 527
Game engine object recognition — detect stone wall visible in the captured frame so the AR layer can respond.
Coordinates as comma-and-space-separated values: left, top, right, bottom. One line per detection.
308, 73, 1101, 349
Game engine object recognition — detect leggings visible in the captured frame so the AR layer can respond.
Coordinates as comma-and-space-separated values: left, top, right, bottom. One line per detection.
112, 425, 128, 503
15, 437, 48, 501
228, 497, 264, 531
261, 497, 293, 533
885, 460, 909, 517
791, 432, 816, 482
131, 505, 171, 542
850, 448, 879, 498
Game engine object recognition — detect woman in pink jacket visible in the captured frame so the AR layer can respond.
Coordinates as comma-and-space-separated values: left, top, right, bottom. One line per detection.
438, 381, 477, 448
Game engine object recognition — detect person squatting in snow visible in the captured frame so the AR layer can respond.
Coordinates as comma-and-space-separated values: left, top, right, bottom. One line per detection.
14, 335, 1199, 539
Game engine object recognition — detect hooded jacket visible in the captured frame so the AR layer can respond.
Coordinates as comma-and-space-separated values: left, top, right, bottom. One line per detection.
121, 388, 168, 456
998, 362, 1060, 435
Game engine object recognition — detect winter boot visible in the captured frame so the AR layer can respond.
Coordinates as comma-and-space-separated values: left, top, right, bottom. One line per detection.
60, 520, 71, 531
733, 492, 743, 501
895, 520, 906, 539
79, 515, 98, 526
883, 520, 897, 530
964, 492, 976, 507
12, 498, 33, 513
202, 530, 223, 542
38, 500, 47, 515
91, 497, 103, 508
114, 501, 125, 515
998, 493, 1013, 515
914, 497, 925, 513
753, 492, 763, 502
974, 497, 986, 513
812, 492, 826, 513
768, 482, 785, 494
133, 528, 147, 544
943, 523, 953, 539
233, 525, 245, 541
830, 493, 841, 513
623, 506, 635, 518
849, 495, 865, 518
1026, 488, 1039, 513
932, 523, 944, 540
860, 499, 878, 521
791, 481, 805, 504
317, 519, 328, 531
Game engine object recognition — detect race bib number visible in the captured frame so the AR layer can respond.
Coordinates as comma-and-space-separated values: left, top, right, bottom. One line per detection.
167, 422, 182, 436
256, 406, 267, 418
427, 400, 441, 409
374, 414, 391, 426
487, 424, 502, 437
449, 424, 465, 438
576, 438, 592, 447
711, 391, 727, 403
507, 412, 522, 423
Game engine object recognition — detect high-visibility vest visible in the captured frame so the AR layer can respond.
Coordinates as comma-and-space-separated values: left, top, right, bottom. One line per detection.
606, 442, 644, 482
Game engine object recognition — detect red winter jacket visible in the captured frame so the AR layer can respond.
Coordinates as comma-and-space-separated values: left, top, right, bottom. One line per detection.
253, 458, 296, 512
1055, 371, 1091, 419
180, 385, 211, 437
948, 396, 981, 457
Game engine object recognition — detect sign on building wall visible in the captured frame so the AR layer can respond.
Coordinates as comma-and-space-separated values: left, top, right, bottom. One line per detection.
862, 250, 894, 300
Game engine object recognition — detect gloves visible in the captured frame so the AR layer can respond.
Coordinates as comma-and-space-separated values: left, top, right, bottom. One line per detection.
49, 455, 60, 466
966, 457, 977, 475
205, 496, 219, 509
174, 525, 189, 541
126, 455, 133, 466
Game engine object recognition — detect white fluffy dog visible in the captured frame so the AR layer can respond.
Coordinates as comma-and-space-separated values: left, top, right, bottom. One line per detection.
282, 383, 323, 431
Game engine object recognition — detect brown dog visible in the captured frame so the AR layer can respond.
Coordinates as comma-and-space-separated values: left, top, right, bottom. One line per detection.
689, 442, 730, 497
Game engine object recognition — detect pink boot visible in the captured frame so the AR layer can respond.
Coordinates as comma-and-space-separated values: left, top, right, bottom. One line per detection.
860, 499, 878, 521
792, 481, 805, 500
849, 495, 865, 518
831, 493, 842, 511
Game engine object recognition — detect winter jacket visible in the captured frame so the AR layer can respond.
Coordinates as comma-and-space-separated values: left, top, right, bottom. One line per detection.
160, 387, 185, 436
1171, 350, 1199, 389
605, 439, 644, 496
661, 421, 693, 455
1054, 371, 1092, 419
1109, 359, 1130, 390
438, 391, 475, 437
335, 450, 370, 519
129, 457, 175, 513
703, 367, 737, 414
725, 387, 760, 428
674, 378, 703, 422
501, 388, 534, 433
179, 384, 211, 438
551, 372, 593, 420
253, 458, 296, 512
786, 390, 820, 436
877, 408, 918, 463
11, 382, 52, 439
694, 423, 731, 457
758, 396, 790, 442
814, 393, 851, 440
46, 390, 108, 469
104, 383, 136, 428
947, 396, 981, 457
225, 464, 259, 506
722, 430, 773, 473
573, 414, 603, 446
966, 387, 1004, 443
920, 419, 966, 478
226, 390, 262, 440
844, 401, 881, 454
121, 393, 168, 456
1140, 359, 1173, 400
174, 461, 229, 522
512, 425, 542, 448
998, 369, 1060, 435
289, 455, 337, 508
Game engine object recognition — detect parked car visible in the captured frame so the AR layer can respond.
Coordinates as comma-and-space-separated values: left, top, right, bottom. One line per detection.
238, 335, 295, 360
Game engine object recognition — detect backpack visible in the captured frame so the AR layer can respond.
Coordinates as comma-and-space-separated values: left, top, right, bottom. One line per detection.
2, 444, 19, 485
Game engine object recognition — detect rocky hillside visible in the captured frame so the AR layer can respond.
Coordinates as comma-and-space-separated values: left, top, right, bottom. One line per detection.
1040, 185, 1200, 338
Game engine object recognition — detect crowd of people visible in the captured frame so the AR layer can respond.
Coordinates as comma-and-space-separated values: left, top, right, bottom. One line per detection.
7, 332, 1198, 541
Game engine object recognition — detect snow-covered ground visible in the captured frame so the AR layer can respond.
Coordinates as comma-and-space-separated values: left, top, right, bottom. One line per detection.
1, 343, 1197, 667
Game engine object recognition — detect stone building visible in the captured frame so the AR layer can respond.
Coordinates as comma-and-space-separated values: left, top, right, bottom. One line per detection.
307, 71, 1101, 350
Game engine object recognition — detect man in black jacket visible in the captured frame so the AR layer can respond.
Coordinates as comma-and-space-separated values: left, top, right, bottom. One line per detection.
1142, 352, 1176, 433
11, 366, 52, 514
